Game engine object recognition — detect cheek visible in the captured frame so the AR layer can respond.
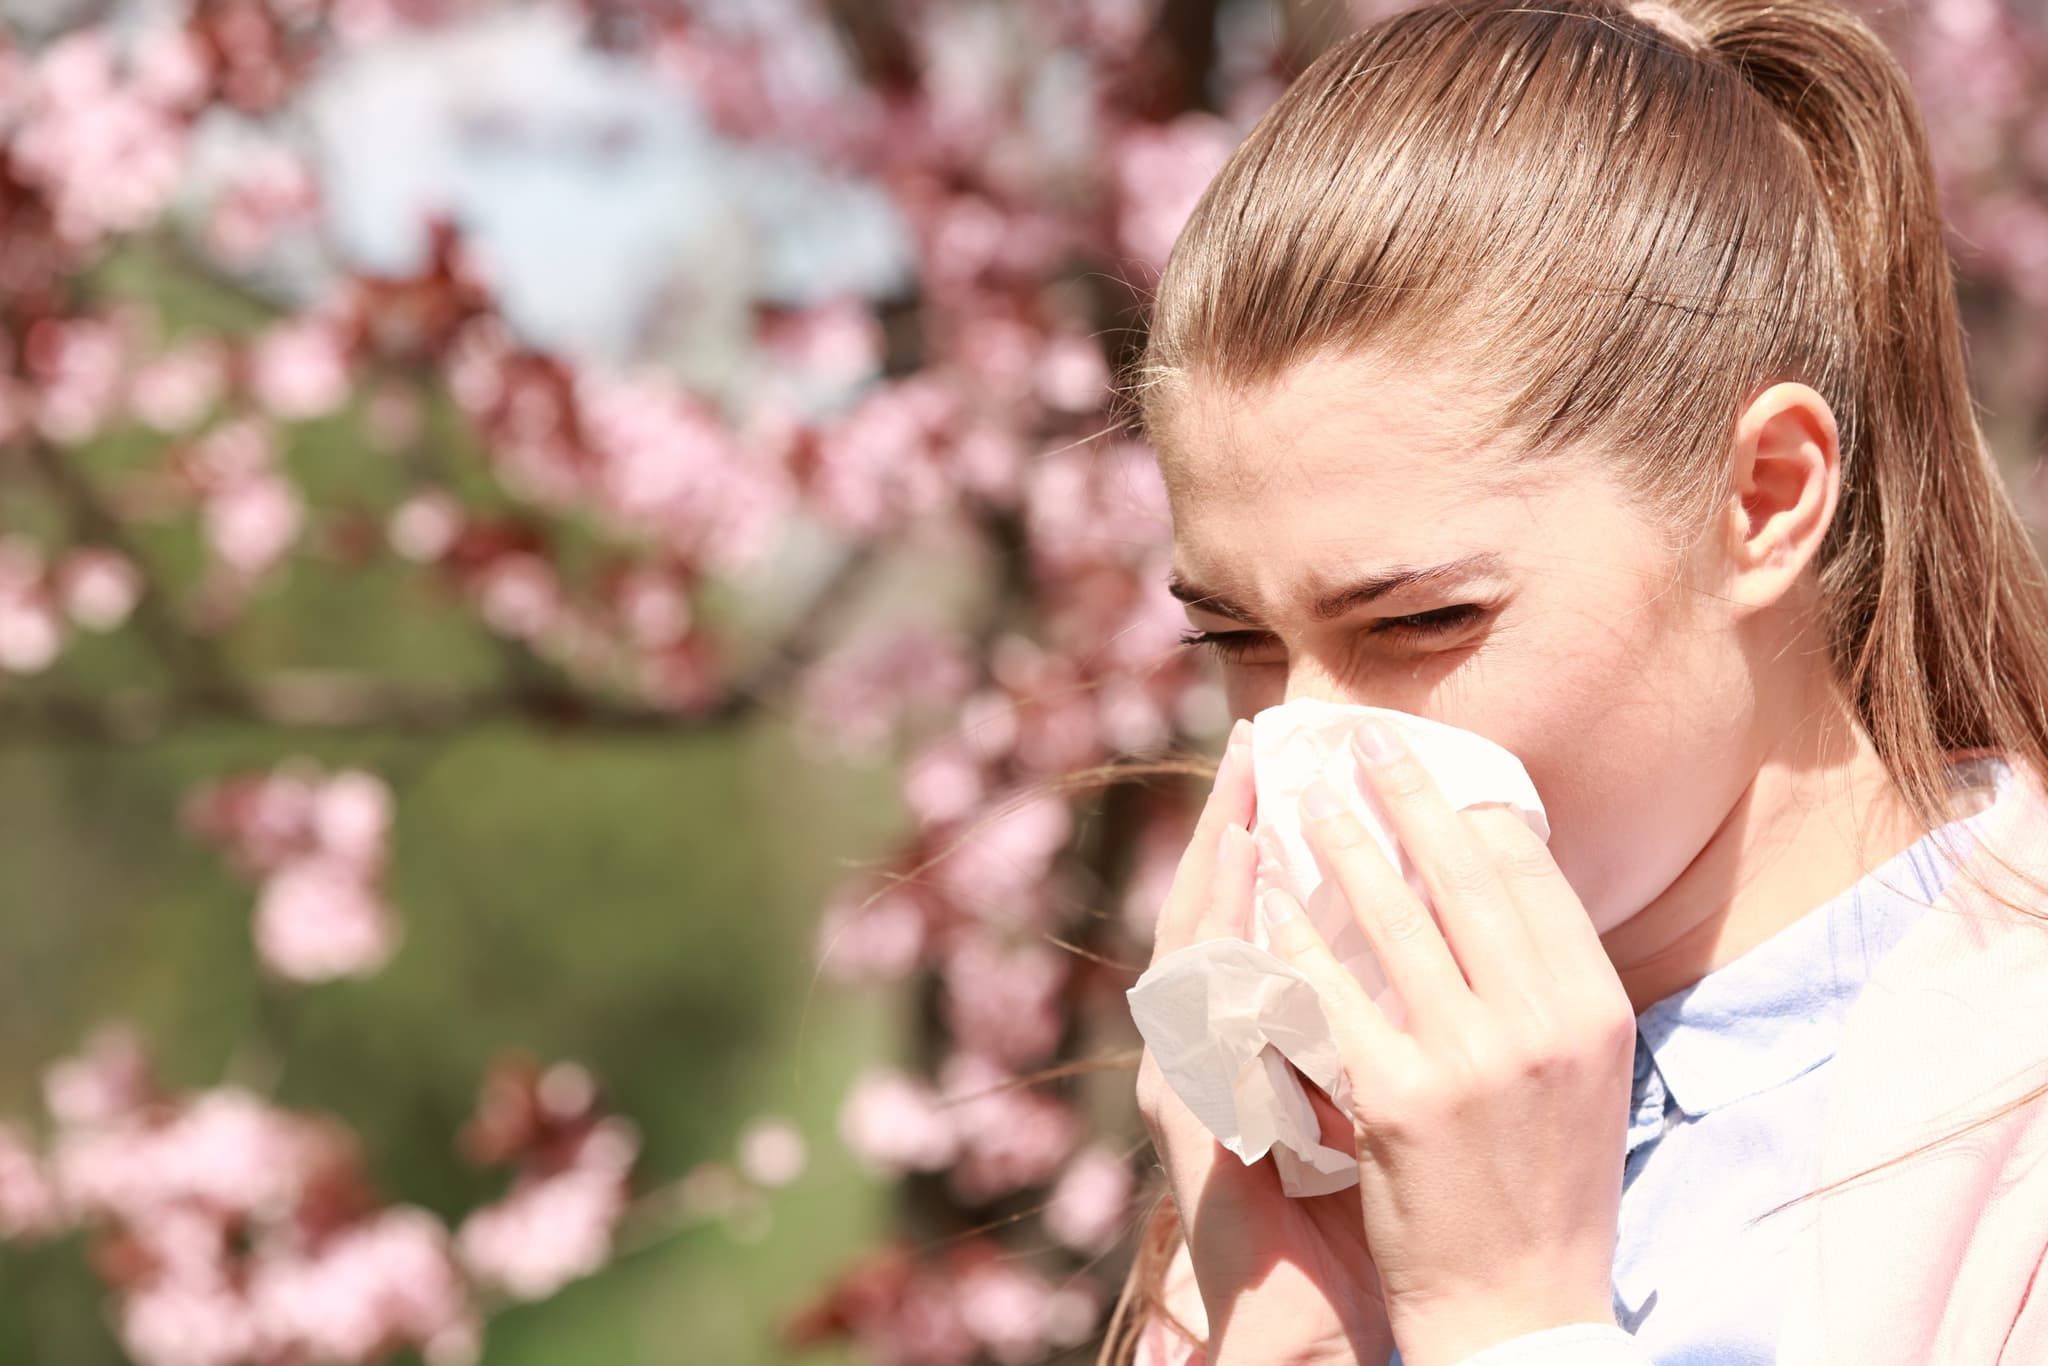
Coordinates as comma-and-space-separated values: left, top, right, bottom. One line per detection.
1515, 630, 1753, 929
1462, 597, 1737, 931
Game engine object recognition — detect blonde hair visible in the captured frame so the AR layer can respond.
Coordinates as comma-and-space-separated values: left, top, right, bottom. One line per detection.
1099, 0, 2048, 1358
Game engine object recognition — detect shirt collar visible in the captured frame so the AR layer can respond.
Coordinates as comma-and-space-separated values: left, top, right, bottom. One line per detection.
1635, 754, 2013, 1119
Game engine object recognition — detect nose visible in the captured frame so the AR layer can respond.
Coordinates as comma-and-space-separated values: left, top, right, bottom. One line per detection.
1281, 657, 1357, 707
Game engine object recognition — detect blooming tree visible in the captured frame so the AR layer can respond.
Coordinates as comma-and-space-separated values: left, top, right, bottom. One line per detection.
1, 0, 2044, 1362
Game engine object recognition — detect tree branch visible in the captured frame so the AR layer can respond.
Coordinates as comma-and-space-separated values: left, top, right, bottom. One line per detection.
0, 541, 899, 744
23, 437, 242, 696
0, 674, 709, 744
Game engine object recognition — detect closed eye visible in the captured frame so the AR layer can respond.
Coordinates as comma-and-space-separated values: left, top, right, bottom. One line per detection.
1177, 603, 1490, 660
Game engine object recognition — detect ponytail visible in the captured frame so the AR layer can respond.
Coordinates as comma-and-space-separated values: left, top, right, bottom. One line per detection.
1673, 0, 2048, 843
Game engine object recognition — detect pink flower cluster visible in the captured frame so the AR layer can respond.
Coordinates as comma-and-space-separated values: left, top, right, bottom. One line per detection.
451, 1055, 641, 1302
837, 1052, 1087, 1207
795, 625, 978, 762
2, 1027, 481, 1366
0, 537, 141, 674
184, 761, 399, 981
783, 1239, 1105, 1366
1881, 1, 2048, 309
7, 28, 206, 251
0, 1031, 644, 1366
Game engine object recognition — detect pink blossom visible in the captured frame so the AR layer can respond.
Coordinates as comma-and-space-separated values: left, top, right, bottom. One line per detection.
928, 789, 1072, 924
248, 1207, 476, 1364
204, 473, 304, 578
923, 193, 1007, 292
954, 313, 1041, 405
43, 1024, 154, 1128
537, 1061, 599, 1123
249, 319, 352, 420
901, 738, 986, 827
456, 1120, 637, 1301
736, 1116, 808, 1188
955, 1259, 1056, 1365
0, 1124, 62, 1239
1036, 331, 1112, 413
1045, 1144, 1136, 1253
205, 145, 320, 265
55, 547, 143, 631
120, 1278, 259, 1366
14, 31, 189, 247
28, 315, 127, 444
254, 858, 398, 981
52, 1086, 317, 1223
0, 588, 63, 673
1023, 439, 1171, 578
613, 566, 693, 648
814, 886, 930, 984
951, 1257, 1101, 1364
187, 417, 277, 485
795, 625, 977, 761
1098, 674, 1175, 752
936, 1053, 1078, 1202
130, 26, 210, 109
952, 421, 1026, 507
940, 937, 1067, 1067
387, 491, 464, 562
956, 689, 1021, 761
1114, 113, 1240, 274
573, 369, 789, 570
475, 553, 560, 640
309, 770, 391, 868
811, 377, 961, 533
848, 1260, 978, 1366
838, 1068, 959, 1175
757, 297, 885, 398
130, 344, 226, 432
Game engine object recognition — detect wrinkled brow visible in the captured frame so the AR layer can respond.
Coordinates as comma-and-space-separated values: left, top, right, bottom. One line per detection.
1166, 551, 1509, 626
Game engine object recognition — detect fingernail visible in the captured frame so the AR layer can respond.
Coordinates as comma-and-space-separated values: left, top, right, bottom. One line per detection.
1259, 886, 1301, 928
1352, 718, 1404, 764
1227, 717, 1251, 753
1301, 778, 1345, 821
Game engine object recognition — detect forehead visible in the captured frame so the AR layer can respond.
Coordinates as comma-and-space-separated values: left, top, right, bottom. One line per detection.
1159, 351, 1547, 569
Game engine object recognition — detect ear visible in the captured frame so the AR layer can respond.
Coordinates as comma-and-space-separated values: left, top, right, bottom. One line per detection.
1718, 382, 1841, 612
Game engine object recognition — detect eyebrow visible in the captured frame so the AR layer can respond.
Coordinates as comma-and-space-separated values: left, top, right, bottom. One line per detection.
1166, 551, 1509, 626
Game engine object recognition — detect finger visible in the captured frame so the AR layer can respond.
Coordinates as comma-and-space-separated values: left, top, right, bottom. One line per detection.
1193, 820, 1259, 942
1152, 718, 1256, 959
1258, 883, 1409, 1080
1471, 805, 1626, 1007
1298, 784, 1474, 1033
1345, 722, 1548, 1007
1136, 1047, 1283, 1233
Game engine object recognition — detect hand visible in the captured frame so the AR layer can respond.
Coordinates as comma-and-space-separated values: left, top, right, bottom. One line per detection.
1257, 716, 1636, 1366
1135, 718, 1395, 1366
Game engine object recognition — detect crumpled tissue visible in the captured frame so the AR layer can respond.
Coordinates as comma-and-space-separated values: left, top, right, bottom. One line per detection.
1125, 698, 1550, 1196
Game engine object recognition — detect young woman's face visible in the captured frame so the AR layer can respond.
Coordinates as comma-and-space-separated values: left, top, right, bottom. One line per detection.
1158, 352, 1761, 934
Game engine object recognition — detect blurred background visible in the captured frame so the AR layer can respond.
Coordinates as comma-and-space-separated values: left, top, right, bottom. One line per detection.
0, 1, 2042, 1363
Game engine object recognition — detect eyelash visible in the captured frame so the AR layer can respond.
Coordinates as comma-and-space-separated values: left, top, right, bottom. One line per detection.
1176, 604, 1490, 661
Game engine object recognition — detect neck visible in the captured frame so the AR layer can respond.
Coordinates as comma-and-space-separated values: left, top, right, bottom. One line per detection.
1598, 683, 1934, 1017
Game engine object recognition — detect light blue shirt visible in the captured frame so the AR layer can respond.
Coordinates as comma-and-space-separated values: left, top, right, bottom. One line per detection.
1394, 754, 2013, 1366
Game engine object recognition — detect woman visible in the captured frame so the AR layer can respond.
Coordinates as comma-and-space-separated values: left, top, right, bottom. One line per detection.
1103, 1, 2048, 1363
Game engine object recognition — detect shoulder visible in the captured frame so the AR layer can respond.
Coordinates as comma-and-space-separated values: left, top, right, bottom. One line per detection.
1773, 752, 2048, 1361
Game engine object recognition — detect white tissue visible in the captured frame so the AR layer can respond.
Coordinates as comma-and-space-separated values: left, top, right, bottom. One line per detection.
1125, 698, 1550, 1196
